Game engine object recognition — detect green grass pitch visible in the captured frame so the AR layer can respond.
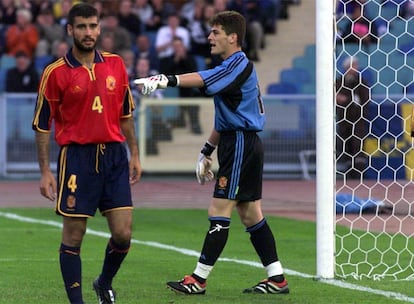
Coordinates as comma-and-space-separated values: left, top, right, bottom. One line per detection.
0, 208, 413, 304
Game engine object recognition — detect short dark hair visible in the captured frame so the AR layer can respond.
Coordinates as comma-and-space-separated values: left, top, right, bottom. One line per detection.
209, 11, 246, 47
68, 3, 98, 26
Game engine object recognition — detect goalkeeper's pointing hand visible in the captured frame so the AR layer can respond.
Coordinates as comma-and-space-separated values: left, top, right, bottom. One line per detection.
134, 74, 178, 95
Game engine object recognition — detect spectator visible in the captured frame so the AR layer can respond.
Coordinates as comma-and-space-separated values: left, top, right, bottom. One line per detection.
180, 0, 207, 27
212, 0, 228, 13
5, 8, 39, 58
187, 2, 215, 58
100, 1, 120, 17
91, 0, 104, 18
400, 0, 414, 19
163, 36, 203, 134
52, 0, 74, 45
117, 0, 142, 43
228, 0, 265, 61
155, 12, 190, 69
134, 56, 158, 78
6, 50, 39, 92
152, 0, 177, 19
98, 13, 132, 53
132, 0, 153, 31
0, 0, 16, 56
336, 56, 370, 179
20, 0, 51, 22
258, 0, 281, 34
336, 0, 384, 45
55, 0, 74, 28
120, 48, 137, 81
145, 0, 176, 32
49, 39, 70, 63
336, 0, 359, 19
133, 33, 159, 70
0, 0, 17, 25
133, 56, 171, 152
99, 32, 116, 53
35, 7, 65, 57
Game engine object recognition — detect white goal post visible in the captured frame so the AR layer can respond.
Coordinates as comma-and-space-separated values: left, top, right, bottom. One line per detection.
316, 0, 335, 279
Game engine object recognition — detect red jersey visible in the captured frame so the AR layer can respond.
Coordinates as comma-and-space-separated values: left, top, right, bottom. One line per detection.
32, 49, 135, 145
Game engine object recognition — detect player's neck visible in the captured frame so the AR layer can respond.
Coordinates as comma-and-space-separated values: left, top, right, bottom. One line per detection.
72, 47, 95, 69
222, 48, 242, 60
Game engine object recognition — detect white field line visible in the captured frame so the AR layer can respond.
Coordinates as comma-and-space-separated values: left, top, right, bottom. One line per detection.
1, 211, 414, 303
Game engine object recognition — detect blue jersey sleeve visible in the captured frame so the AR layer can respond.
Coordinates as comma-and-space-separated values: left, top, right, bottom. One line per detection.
198, 52, 247, 96
198, 51, 265, 132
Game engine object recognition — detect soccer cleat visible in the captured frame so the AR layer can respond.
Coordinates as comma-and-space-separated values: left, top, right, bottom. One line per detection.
243, 279, 289, 294
93, 278, 116, 304
166, 275, 206, 295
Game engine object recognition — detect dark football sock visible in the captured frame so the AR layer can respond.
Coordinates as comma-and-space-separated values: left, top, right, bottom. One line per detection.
247, 218, 279, 266
198, 217, 231, 267
98, 238, 130, 289
59, 243, 83, 304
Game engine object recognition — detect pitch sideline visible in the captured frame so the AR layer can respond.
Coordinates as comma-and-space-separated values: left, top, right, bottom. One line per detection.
1, 211, 413, 303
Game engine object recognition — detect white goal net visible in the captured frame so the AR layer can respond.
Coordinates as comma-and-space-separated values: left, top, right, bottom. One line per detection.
334, 0, 414, 280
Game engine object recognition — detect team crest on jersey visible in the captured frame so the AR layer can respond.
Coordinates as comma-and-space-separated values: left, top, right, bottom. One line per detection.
67, 195, 76, 209
106, 76, 116, 91
218, 176, 228, 189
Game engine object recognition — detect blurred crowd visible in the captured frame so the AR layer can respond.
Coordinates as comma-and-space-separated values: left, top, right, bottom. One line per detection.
0, 0, 296, 153
336, 0, 414, 46
0, 0, 290, 90
334, 0, 414, 179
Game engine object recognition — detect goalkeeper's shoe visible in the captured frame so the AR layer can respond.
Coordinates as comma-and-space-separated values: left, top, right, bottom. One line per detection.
166, 275, 206, 295
93, 278, 116, 304
243, 279, 289, 294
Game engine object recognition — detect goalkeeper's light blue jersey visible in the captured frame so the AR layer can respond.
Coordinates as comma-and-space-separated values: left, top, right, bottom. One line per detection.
198, 51, 265, 132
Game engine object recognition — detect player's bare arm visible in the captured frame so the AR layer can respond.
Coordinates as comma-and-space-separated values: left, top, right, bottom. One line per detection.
120, 117, 142, 184
176, 72, 204, 88
207, 129, 220, 146
35, 131, 57, 201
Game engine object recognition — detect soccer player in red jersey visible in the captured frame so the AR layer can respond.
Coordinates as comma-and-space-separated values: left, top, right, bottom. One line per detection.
32, 3, 141, 304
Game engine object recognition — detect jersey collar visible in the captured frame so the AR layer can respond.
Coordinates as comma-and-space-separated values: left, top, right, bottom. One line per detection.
64, 48, 105, 68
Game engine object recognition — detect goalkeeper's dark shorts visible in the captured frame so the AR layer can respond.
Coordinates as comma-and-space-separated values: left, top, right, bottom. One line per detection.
213, 131, 263, 202
55, 142, 133, 217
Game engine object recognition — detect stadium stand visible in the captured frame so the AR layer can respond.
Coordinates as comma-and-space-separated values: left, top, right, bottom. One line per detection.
34, 55, 54, 74
0, 69, 6, 92
280, 67, 312, 91
253, 0, 314, 90
0, 54, 16, 70
266, 82, 298, 94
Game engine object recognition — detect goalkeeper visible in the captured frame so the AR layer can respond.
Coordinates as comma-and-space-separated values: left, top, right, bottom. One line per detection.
135, 10, 289, 296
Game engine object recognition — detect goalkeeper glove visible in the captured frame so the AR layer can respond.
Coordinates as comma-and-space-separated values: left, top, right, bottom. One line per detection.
134, 74, 179, 95
196, 141, 216, 185
196, 153, 214, 185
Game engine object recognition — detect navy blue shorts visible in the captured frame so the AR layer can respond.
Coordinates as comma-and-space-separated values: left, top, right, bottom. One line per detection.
214, 131, 263, 201
56, 142, 133, 217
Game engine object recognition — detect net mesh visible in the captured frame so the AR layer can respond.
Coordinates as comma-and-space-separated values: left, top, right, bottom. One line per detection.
335, 0, 414, 280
